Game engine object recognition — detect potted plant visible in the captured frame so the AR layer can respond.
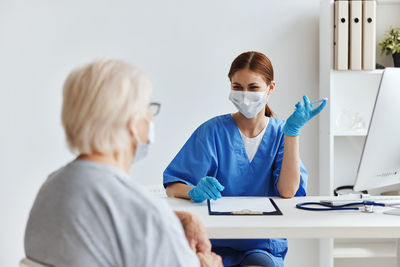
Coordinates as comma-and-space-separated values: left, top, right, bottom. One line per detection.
379, 27, 400, 67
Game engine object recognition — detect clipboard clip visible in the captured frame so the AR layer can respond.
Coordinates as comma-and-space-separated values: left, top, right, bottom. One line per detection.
231, 209, 263, 215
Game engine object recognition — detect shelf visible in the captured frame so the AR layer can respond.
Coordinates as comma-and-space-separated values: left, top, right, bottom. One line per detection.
331, 69, 384, 75
331, 70, 384, 80
319, 1, 400, 266
334, 241, 397, 259
377, 0, 400, 6
334, 129, 368, 136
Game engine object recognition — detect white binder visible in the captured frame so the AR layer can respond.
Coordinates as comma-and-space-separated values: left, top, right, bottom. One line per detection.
334, 0, 349, 70
362, 0, 376, 70
349, 0, 362, 70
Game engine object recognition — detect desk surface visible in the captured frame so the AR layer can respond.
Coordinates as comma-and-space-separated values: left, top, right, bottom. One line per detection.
166, 196, 400, 239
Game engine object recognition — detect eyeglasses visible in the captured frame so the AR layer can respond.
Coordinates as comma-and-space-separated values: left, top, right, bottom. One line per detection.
150, 102, 161, 116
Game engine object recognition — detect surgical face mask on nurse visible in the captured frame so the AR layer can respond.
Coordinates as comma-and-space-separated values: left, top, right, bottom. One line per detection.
229, 69, 273, 119
229, 90, 268, 119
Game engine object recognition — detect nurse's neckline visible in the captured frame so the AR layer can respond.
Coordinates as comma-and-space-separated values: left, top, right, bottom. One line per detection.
230, 113, 270, 138
239, 124, 268, 141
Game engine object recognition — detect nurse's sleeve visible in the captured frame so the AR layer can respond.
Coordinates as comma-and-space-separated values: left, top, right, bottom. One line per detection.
272, 135, 308, 197
163, 129, 218, 188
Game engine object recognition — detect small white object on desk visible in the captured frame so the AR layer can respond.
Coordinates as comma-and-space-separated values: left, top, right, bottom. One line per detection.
383, 209, 400, 216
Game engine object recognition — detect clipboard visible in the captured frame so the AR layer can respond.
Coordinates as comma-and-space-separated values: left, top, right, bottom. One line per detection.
207, 197, 282, 216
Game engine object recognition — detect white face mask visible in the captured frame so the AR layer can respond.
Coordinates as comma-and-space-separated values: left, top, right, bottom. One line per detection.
133, 120, 155, 164
229, 90, 267, 119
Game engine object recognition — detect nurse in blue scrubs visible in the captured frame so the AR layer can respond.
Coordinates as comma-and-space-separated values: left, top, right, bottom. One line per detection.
163, 51, 326, 267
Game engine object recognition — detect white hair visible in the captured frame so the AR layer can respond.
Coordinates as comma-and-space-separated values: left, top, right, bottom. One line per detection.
61, 58, 152, 155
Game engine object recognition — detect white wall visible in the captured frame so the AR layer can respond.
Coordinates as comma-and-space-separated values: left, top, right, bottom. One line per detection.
0, 0, 321, 266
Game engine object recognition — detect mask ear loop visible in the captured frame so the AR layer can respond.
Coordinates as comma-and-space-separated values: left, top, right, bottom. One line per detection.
134, 117, 153, 145
126, 120, 139, 165
128, 115, 145, 146
266, 81, 275, 96
264, 82, 272, 104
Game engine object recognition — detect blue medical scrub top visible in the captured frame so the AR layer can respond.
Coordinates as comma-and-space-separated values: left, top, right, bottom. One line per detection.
163, 114, 308, 266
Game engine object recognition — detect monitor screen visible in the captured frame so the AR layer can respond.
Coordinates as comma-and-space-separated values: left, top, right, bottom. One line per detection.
354, 68, 400, 192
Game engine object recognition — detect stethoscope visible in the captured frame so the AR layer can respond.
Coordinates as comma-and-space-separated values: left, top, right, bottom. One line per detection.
296, 200, 400, 213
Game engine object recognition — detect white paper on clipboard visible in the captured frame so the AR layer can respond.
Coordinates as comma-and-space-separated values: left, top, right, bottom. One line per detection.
209, 197, 277, 213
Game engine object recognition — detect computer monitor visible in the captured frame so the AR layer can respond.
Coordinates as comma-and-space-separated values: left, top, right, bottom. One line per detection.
354, 68, 400, 192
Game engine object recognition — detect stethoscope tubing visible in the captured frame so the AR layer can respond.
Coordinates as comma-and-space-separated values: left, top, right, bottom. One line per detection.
296, 201, 386, 211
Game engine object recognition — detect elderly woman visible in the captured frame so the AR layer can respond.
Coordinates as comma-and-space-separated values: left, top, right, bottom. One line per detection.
24, 59, 222, 267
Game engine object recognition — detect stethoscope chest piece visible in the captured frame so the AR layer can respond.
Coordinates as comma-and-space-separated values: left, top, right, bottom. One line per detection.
360, 205, 374, 213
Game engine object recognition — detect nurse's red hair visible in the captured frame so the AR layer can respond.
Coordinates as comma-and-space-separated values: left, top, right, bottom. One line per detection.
228, 51, 274, 117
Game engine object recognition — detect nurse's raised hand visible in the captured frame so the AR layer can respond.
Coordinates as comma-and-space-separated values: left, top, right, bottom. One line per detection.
283, 95, 327, 136
188, 177, 225, 202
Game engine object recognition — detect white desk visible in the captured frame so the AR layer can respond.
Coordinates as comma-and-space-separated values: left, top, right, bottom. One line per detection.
166, 196, 400, 239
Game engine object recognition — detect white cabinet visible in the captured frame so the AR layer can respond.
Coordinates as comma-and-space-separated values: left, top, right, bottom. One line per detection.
333, 239, 399, 267
319, 0, 400, 266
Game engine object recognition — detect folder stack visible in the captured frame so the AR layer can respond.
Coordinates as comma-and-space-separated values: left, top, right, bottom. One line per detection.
362, 0, 376, 70
334, 0, 376, 70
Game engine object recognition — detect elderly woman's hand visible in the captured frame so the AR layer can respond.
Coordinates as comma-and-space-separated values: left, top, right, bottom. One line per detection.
174, 211, 212, 253
197, 251, 223, 267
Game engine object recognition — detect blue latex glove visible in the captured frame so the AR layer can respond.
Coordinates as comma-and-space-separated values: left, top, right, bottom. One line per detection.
283, 95, 327, 136
188, 176, 225, 202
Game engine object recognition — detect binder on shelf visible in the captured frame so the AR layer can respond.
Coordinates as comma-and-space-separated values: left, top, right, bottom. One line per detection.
349, 0, 362, 70
362, 0, 376, 70
334, 0, 349, 70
